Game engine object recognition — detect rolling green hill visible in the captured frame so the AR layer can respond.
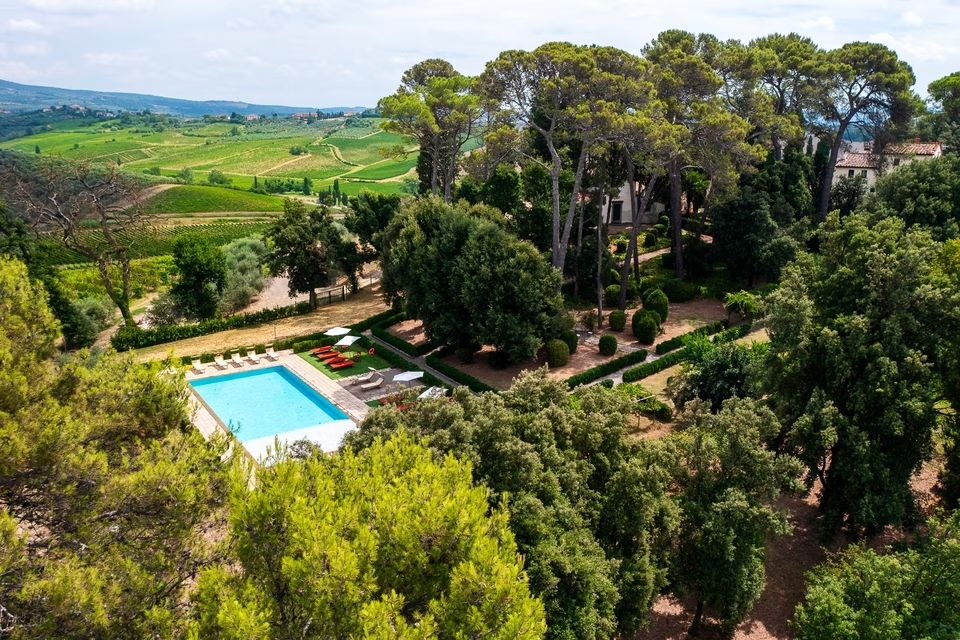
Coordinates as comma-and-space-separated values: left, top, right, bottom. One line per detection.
0, 115, 417, 205
141, 186, 286, 214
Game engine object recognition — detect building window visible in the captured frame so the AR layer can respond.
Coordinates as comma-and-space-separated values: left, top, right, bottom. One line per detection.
861, 170, 868, 178
848, 169, 855, 178
612, 201, 623, 224
893, 158, 901, 167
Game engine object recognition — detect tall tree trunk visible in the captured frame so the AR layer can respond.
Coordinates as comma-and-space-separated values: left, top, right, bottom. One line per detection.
618, 173, 657, 309
97, 260, 135, 327
689, 599, 705, 636
695, 180, 713, 240
308, 288, 317, 310
668, 158, 684, 278
596, 196, 605, 327
816, 123, 850, 219
573, 206, 585, 299
548, 143, 563, 268
430, 140, 440, 196
555, 148, 589, 271
443, 142, 457, 203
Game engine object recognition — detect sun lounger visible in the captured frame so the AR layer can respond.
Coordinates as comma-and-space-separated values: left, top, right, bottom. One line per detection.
190, 359, 206, 375
311, 345, 334, 354
360, 376, 384, 392
213, 356, 229, 370
330, 360, 355, 370
245, 351, 260, 364
351, 370, 377, 385
317, 351, 343, 361
265, 347, 280, 361
230, 353, 244, 367
324, 357, 349, 367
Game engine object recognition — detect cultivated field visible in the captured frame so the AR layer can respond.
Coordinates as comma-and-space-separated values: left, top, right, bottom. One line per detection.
0, 116, 417, 200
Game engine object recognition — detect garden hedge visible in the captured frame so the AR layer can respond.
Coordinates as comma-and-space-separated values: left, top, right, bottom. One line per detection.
655, 320, 726, 355
565, 348, 649, 388
621, 349, 690, 383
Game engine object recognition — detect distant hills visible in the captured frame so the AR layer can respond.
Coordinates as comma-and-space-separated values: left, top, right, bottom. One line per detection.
0, 78, 367, 117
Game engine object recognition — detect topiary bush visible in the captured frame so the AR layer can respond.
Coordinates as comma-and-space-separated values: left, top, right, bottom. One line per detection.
661, 279, 699, 303
608, 309, 627, 331
643, 288, 669, 322
254, 343, 266, 354
488, 350, 510, 370
562, 330, 579, 354
599, 334, 618, 356
455, 346, 475, 364
546, 338, 570, 367
604, 284, 621, 306
599, 379, 614, 389
632, 310, 659, 344
652, 223, 666, 237
643, 232, 658, 248
658, 215, 670, 228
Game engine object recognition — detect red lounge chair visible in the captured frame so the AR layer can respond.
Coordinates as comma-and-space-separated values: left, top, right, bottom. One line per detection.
311, 345, 334, 354
317, 351, 343, 361
330, 360, 355, 370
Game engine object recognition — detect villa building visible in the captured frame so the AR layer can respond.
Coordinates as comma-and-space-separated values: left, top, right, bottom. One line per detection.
833, 139, 942, 190
602, 181, 665, 227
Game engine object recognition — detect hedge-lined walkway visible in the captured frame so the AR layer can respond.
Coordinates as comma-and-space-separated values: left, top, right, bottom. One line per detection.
135, 283, 389, 361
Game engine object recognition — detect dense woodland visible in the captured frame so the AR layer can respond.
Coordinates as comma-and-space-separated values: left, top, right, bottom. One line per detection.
2, 29, 960, 640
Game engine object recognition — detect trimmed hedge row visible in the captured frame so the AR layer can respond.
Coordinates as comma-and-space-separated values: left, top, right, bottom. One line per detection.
621, 349, 690, 383
113, 301, 315, 350
425, 349, 496, 393
371, 322, 437, 357
713, 322, 753, 344
655, 320, 726, 355
565, 347, 649, 389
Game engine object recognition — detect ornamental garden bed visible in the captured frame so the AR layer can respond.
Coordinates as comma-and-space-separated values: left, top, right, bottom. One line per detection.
592, 298, 728, 348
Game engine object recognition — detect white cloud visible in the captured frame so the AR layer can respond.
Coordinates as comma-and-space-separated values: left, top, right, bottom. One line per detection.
901, 11, 923, 26
799, 15, 836, 31
6, 18, 45, 32
0, 60, 40, 81
868, 32, 959, 62
83, 51, 145, 66
202, 48, 230, 61
15, 42, 51, 56
26, 0, 154, 12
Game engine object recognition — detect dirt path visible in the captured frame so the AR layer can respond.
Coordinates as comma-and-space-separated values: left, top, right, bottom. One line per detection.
135, 283, 388, 361
317, 143, 360, 167
262, 153, 313, 174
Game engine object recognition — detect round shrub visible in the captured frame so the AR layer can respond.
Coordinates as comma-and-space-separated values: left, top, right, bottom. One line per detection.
455, 346, 475, 364
632, 310, 659, 344
661, 278, 700, 303
653, 223, 667, 237
643, 288, 669, 322
608, 309, 627, 331
604, 284, 621, 306
626, 277, 642, 301
562, 330, 579, 354
488, 350, 510, 369
615, 238, 628, 254
599, 334, 618, 356
658, 215, 670, 228
546, 338, 570, 367
643, 232, 658, 248
599, 379, 614, 389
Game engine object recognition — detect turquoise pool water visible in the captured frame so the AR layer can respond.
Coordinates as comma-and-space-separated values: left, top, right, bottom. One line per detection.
190, 366, 349, 443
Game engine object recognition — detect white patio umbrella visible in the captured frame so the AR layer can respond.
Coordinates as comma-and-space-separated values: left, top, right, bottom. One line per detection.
333, 335, 360, 347
393, 370, 425, 383
324, 326, 351, 336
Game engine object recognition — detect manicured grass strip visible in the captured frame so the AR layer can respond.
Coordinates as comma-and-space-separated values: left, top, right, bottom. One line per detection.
296, 349, 393, 380
654, 320, 726, 355
565, 348, 650, 388
425, 349, 496, 393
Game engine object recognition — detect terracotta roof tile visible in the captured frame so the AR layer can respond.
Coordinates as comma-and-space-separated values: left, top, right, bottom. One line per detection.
835, 152, 879, 169
885, 142, 942, 156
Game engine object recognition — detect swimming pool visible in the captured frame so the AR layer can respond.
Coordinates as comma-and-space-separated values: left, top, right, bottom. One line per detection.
189, 366, 354, 458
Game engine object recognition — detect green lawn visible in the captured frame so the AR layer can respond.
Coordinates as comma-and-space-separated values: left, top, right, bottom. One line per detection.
142, 185, 286, 213
296, 350, 393, 380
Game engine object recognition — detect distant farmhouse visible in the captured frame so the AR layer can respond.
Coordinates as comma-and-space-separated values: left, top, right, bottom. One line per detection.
833, 139, 942, 191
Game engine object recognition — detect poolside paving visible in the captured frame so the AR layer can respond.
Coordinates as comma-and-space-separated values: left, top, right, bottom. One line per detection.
185, 350, 370, 460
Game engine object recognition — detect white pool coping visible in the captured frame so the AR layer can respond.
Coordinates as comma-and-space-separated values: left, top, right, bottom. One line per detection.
186, 351, 373, 462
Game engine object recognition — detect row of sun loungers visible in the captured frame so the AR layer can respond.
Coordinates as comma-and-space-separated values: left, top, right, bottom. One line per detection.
190, 347, 280, 374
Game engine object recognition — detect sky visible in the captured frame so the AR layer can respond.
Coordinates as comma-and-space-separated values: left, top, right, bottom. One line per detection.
0, 0, 958, 108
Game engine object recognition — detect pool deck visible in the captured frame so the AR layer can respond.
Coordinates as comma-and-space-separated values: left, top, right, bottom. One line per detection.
186, 350, 371, 459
